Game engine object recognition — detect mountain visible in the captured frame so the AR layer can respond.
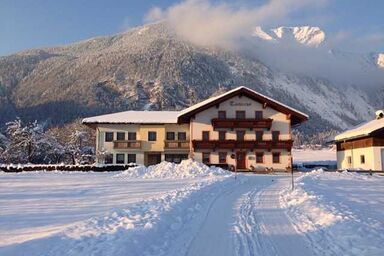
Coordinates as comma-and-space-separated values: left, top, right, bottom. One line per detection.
253, 26, 325, 47
0, 23, 383, 142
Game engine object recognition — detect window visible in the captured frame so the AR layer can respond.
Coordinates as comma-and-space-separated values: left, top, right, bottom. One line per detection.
178, 132, 186, 141
218, 111, 226, 119
116, 132, 125, 141
105, 132, 113, 142
105, 154, 113, 164
219, 152, 227, 163
255, 111, 263, 120
148, 131, 157, 141
236, 130, 245, 141
360, 155, 365, 164
202, 131, 210, 141
202, 152, 210, 164
236, 111, 246, 119
256, 152, 264, 163
128, 154, 136, 163
347, 156, 352, 164
255, 131, 263, 141
166, 132, 175, 140
128, 132, 136, 140
116, 153, 125, 164
219, 131, 226, 140
272, 131, 280, 142
272, 152, 280, 164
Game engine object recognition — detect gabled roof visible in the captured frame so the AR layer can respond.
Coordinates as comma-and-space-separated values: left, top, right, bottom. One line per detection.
334, 118, 384, 141
82, 86, 309, 126
82, 111, 179, 124
177, 86, 308, 125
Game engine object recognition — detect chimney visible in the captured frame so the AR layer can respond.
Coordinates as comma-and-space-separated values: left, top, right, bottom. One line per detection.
375, 110, 384, 120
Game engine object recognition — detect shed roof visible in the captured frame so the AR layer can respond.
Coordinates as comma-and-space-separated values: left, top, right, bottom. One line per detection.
334, 118, 384, 141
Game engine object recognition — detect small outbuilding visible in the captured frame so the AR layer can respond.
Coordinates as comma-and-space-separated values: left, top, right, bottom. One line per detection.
334, 110, 384, 171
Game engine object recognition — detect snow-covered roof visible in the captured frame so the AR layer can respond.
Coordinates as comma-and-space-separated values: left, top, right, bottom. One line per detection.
178, 86, 309, 120
82, 111, 180, 124
335, 118, 384, 141
83, 86, 308, 125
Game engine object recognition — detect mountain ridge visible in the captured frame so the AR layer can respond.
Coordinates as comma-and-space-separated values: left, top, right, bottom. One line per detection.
0, 22, 382, 143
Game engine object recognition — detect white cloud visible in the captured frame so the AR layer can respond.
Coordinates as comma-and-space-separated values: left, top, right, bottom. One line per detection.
144, 0, 328, 47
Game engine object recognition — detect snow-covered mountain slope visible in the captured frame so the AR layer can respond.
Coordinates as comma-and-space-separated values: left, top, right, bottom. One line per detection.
0, 23, 382, 138
377, 53, 384, 69
253, 26, 325, 47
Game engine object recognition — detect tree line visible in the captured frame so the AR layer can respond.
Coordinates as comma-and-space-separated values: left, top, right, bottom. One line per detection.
0, 118, 95, 165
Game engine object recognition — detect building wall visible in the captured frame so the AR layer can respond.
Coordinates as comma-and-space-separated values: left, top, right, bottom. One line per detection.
95, 123, 189, 165
337, 146, 384, 171
191, 95, 292, 171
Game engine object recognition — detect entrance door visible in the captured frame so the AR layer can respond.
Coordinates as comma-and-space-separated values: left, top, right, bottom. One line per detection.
147, 153, 162, 166
236, 151, 246, 169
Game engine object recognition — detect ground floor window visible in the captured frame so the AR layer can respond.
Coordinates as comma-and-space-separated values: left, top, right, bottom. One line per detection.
105, 154, 113, 164
219, 152, 227, 163
256, 152, 264, 163
116, 153, 125, 164
360, 155, 365, 164
165, 154, 188, 163
128, 154, 136, 163
347, 156, 352, 164
202, 152, 210, 164
272, 152, 280, 164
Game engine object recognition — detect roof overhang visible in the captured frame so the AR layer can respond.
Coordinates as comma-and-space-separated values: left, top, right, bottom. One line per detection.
177, 86, 308, 126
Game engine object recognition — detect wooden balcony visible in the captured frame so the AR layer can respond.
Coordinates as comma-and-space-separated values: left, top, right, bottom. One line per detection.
113, 140, 142, 149
211, 118, 273, 130
164, 140, 190, 150
192, 140, 293, 151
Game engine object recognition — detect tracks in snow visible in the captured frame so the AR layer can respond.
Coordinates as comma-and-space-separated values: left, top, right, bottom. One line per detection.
234, 176, 314, 256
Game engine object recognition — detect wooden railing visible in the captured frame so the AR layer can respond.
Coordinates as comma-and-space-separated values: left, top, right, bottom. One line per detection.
113, 140, 142, 149
192, 140, 293, 150
164, 140, 190, 149
211, 118, 273, 130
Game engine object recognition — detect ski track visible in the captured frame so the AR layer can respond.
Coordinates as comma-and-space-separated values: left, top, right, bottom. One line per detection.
185, 175, 314, 256
234, 176, 314, 256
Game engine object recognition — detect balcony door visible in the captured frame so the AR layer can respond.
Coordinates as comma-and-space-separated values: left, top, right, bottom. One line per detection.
236, 151, 246, 169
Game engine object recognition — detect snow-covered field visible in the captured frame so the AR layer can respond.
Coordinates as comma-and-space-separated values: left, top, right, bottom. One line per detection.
1, 159, 383, 256
292, 148, 336, 163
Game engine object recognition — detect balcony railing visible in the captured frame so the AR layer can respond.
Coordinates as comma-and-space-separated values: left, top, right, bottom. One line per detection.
164, 140, 190, 150
113, 140, 142, 149
211, 118, 273, 130
192, 140, 292, 151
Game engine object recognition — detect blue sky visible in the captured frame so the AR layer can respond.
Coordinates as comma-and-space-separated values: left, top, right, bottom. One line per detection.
0, 0, 383, 56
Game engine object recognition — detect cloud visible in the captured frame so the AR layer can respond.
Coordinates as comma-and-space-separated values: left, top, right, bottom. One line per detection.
144, 0, 328, 47
142, 0, 383, 88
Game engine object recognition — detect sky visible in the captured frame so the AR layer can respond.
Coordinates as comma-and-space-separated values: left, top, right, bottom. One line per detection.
0, 0, 383, 56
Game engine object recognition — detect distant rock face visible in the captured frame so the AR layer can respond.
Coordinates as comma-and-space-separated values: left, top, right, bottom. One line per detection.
0, 23, 382, 140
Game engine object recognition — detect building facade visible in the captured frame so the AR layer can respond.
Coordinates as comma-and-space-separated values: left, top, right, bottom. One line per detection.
335, 111, 384, 171
83, 86, 308, 171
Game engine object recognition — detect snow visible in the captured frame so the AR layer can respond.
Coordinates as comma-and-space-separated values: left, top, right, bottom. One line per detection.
334, 117, 384, 141
1, 161, 384, 255
292, 148, 336, 163
376, 53, 384, 69
82, 110, 180, 124
281, 170, 384, 255
116, 159, 230, 179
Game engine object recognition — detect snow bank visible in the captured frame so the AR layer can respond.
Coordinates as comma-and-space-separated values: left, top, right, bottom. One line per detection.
280, 170, 384, 255
115, 159, 231, 179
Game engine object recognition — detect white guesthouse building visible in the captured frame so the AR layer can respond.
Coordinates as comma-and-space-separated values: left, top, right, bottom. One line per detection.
335, 110, 384, 171
83, 86, 308, 171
